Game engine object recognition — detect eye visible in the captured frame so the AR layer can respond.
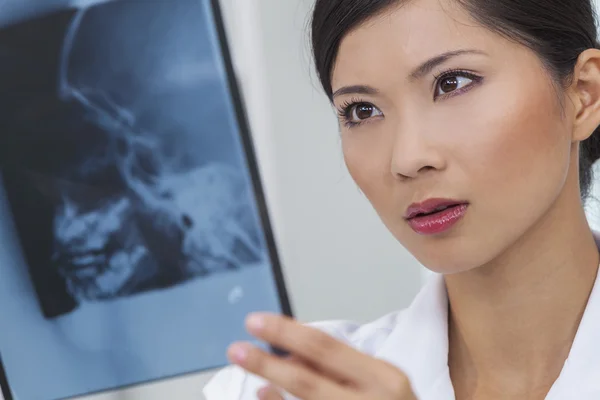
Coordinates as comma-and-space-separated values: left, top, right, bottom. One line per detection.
433, 70, 482, 100
436, 75, 473, 96
351, 103, 382, 121
338, 101, 383, 127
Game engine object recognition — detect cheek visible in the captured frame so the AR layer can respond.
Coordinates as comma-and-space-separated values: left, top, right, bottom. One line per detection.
453, 80, 570, 207
424, 79, 573, 270
341, 131, 393, 211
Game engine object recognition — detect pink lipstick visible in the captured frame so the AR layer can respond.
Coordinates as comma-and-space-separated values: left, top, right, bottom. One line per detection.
404, 198, 468, 235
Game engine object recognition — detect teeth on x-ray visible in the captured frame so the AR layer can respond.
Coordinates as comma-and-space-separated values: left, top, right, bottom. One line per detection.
51, 157, 263, 302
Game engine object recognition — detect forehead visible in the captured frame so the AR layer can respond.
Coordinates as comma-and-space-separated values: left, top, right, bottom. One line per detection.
331, 0, 497, 90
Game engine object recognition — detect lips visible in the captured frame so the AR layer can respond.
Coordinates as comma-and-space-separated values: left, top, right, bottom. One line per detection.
404, 198, 469, 235
404, 199, 468, 220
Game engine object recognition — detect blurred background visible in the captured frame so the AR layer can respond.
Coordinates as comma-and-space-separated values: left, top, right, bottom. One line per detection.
0, 0, 600, 399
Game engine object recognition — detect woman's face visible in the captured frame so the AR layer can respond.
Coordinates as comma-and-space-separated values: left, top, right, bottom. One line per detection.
331, 0, 579, 273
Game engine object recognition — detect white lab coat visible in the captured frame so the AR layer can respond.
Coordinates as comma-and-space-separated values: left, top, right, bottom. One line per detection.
203, 264, 600, 399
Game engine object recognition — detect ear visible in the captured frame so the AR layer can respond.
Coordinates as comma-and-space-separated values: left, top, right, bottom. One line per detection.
569, 48, 600, 143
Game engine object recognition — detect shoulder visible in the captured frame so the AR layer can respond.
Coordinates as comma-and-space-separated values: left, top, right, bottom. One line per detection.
202, 310, 407, 400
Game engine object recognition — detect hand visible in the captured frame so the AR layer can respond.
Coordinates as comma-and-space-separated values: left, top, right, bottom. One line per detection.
227, 313, 418, 400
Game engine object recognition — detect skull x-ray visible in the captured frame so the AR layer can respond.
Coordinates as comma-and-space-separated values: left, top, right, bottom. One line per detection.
0, 0, 291, 398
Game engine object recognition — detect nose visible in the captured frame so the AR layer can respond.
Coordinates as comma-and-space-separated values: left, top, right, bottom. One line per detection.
390, 121, 446, 180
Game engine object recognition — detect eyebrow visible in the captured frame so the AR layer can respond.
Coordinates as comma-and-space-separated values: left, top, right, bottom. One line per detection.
332, 85, 379, 99
331, 49, 486, 99
409, 49, 486, 80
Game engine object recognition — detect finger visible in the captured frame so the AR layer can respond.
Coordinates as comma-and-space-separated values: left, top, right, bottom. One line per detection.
245, 313, 384, 386
257, 385, 284, 400
228, 342, 351, 400
258, 357, 326, 399
286, 354, 325, 375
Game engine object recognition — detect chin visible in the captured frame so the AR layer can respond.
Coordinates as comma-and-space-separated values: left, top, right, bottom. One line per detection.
394, 228, 502, 275
422, 261, 476, 275
416, 253, 476, 275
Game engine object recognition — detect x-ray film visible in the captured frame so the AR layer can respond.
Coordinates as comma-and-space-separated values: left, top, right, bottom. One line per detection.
0, 0, 291, 398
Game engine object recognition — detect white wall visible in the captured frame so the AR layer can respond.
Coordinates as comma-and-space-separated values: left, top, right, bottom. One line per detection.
0, 0, 424, 399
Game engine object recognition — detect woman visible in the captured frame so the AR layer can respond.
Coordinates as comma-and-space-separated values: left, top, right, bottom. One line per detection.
204, 0, 600, 398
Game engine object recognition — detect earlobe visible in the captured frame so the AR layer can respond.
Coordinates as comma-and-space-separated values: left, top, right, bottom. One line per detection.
571, 48, 600, 142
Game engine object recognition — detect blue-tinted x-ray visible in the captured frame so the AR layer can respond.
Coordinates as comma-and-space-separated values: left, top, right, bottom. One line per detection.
0, 0, 290, 399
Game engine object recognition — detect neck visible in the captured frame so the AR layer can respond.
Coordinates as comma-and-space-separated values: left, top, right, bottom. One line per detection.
446, 187, 599, 398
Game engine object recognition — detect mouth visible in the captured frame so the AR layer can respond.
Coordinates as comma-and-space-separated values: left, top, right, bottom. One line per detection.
404, 199, 469, 235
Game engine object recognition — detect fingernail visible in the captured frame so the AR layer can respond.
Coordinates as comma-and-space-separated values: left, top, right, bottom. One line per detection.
257, 385, 276, 399
257, 386, 270, 398
246, 313, 266, 333
229, 343, 250, 363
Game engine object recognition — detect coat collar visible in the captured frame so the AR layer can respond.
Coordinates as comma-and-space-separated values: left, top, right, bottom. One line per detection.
375, 236, 600, 399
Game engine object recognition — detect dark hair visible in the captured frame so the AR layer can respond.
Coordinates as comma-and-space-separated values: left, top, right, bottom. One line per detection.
311, 0, 600, 199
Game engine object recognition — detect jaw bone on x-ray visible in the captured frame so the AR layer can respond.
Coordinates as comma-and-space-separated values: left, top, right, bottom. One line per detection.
0, 0, 290, 399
